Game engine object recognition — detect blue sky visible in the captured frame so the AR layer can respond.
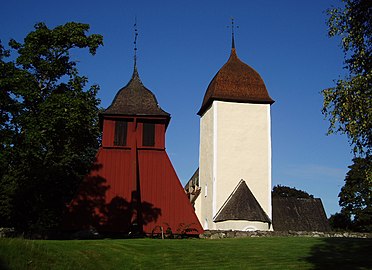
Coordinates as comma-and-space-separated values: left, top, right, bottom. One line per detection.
1, 0, 353, 216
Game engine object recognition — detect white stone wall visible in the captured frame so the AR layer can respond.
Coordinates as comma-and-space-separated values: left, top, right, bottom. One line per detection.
196, 100, 272, 231
196, 104, 214, 229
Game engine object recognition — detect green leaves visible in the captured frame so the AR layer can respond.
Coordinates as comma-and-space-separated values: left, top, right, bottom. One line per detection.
322, 72, 371, 155
272, 185, 314, 199
338, 157, 372, 232
0, 22, 103, 232
323, 0, 371, 233
327, 0, 371, 75
323, 0, 372, 157
10, 22, 103, 97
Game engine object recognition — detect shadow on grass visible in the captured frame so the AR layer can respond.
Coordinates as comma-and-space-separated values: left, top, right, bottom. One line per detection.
305, 238, 372, 269
0, 258, 9, 270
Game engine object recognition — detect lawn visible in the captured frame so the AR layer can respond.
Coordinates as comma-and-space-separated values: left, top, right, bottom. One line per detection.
0, 237, 371, 269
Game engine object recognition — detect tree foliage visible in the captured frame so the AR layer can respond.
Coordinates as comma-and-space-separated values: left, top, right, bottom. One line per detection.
0, 22, 103, 232
272, 185, 314, 199
328, 212, 354, 231
338, 157, 372, 232
322, 0, 371, 156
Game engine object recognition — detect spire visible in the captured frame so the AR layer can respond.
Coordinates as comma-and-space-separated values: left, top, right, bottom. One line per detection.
197, 18, 274, 116
133, 17, 139, 70
132, 17, 141, 82
229, 18, 238, 50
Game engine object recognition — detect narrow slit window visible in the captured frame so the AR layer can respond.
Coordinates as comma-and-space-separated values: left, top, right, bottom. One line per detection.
114, 120, 128, 146
142, 122, 155, 146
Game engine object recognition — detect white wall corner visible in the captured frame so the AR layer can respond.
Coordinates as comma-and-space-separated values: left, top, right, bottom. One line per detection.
212, 101, 218, 217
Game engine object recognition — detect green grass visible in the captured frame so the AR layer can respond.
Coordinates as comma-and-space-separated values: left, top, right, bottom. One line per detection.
0, 237, 371, 269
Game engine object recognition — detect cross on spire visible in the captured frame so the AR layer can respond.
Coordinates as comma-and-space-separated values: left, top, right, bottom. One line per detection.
133, 17, 139, 68
228, 18, 239, 49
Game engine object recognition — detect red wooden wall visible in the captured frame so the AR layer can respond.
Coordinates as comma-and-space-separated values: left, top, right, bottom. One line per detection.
64, 116, 203, 235
139, 150, 203, 234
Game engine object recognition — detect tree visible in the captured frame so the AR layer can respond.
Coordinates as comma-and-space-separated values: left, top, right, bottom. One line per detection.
322, 0, 371, 156
328, 212, 353, 231
272, 185, 314, 199
0, 22, 103, 233
338, 157, 372, 232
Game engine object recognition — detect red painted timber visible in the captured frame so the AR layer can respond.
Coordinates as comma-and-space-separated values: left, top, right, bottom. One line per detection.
64, 115, 203, 235
138, 150, 203, 234
63, 148, 136, 232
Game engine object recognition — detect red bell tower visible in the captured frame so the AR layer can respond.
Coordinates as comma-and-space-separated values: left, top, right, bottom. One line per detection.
64, 66, 203, 235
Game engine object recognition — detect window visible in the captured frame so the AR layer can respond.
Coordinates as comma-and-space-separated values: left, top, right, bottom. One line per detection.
114, 120, 128, 146
142, 122, 155, 146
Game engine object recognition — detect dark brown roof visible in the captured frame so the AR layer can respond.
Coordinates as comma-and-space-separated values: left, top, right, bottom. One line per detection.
103, 67, 170, 117
198, 48, 274, 116
272, 197, 331, 231
214, 180, 271, 224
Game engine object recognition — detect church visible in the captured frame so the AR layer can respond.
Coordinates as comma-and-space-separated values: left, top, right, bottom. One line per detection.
64, 23, 330, 235
185, 30, 274, 231
185, 22, 329, 232
63, 38, 203, 235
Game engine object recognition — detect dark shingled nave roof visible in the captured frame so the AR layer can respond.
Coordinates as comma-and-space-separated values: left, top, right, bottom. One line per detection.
214, 180, 271, 224
272, 197, 331, 231
103, 67, 170, 117
198, 46, 274, 116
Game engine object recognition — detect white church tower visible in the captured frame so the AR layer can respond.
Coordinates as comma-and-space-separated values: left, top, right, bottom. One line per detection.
194, 29, 275, 231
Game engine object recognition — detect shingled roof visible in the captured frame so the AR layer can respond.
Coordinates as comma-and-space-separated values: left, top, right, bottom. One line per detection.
272, 197, 331, 231
214, 180, 271, 224
103, 67, 170, 117
198, 46, 274, 116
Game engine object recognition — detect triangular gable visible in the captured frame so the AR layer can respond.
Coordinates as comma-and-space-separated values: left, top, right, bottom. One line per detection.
214, 180, 271, 224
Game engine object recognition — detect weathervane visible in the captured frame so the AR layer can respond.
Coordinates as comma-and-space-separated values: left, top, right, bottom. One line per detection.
134, 17, 139, 68
227, 17, 239, 48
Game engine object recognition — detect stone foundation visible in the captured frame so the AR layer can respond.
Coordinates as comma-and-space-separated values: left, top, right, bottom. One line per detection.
200, 230, 372, 239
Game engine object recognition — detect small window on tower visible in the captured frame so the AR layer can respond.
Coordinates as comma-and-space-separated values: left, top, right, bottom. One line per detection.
142, 122, 155, 146
114, 120, 128, 146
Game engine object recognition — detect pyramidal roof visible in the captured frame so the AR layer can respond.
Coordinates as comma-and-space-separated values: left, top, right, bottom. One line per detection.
214, 180, 271, 224
103, 66, 170, 117
198, 41, 274, 116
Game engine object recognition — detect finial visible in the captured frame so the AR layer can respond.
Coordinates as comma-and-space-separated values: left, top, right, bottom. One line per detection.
228, 17, 239, 49
133, 16, 139, 69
